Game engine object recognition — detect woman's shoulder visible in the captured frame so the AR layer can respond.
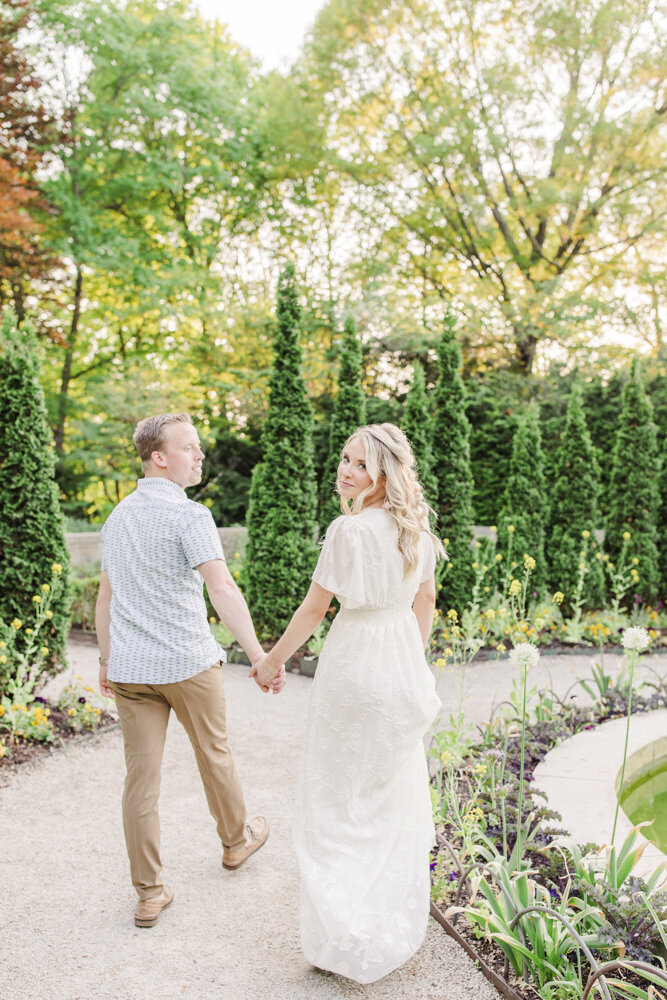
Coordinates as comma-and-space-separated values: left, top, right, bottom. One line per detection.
323, 509, 389, 543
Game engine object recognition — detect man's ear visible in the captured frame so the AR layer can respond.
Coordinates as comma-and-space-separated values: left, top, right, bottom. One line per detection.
151, 450, 167, 468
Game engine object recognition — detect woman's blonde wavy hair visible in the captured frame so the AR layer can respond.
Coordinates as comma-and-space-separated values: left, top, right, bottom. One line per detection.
339, 423, 446, 576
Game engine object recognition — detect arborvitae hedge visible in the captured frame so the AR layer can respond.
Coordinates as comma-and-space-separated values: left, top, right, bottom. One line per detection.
658, 432, 667, 601
547, 384, 604, 609
401, 361, 438, 509
432, 316, 475, 612
606, 361, 660, 601
0, 311, 71, 686
497, 403, 549, 593
244, 264, 319, 637
320, 315, 365, 528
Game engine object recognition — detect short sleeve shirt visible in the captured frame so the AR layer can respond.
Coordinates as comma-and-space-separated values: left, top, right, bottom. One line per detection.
100, 477, 226, 684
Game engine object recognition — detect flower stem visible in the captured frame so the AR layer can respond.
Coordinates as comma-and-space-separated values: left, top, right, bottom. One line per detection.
611, 650, 636, 844
516, 663, 528, 861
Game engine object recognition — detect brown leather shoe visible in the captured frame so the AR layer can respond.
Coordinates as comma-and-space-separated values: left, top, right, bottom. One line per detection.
134, 886, 173, 928
222, 816, 269, 870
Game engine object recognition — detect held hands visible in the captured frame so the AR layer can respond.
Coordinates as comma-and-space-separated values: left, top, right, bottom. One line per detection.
249, 651, 286, 695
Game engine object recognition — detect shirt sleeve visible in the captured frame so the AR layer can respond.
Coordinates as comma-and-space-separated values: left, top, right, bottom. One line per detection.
181, 505, 226, 569
312, 515, 368, 606
420, 532, 437, 584
100, 519, 108, 572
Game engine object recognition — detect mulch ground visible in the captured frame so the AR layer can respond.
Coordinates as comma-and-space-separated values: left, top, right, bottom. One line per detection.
0, 705, 118, 786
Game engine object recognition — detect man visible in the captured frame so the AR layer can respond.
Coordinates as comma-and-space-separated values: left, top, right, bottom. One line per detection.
95, 412, 284, 928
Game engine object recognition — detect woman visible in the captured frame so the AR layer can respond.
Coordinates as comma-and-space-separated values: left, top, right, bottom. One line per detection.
259, 423, 445, 983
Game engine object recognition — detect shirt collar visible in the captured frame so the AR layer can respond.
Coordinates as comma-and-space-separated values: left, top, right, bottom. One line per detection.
136, 477, 187, 500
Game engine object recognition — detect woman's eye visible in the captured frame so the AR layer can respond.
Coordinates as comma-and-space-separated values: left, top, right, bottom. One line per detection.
359, 463, 366, 470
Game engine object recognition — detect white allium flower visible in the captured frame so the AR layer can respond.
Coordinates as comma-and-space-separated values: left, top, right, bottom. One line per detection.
621, 626, 650, 652
509, 642, 540, 671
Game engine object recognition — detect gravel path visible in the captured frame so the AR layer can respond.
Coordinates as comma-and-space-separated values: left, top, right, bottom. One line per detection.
3, 639, 666, 1000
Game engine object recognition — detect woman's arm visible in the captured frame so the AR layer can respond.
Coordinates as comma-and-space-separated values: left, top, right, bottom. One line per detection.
252, 582, 333, 687
413, 576, 436, 649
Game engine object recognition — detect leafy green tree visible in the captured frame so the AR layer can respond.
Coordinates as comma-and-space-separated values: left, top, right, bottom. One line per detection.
606, 362, 661, 601
547, 385, 604, 609
320, 315, 366, 526
303, 0, 667, 371
401, 361, 437, 508
497, 403, 549, 593
0, 310, 70, 679
432, 316, 474, 612
245, 264, 319, 637
197, 413, 261, 527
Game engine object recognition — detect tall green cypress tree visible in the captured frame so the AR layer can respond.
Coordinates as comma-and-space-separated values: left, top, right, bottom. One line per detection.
245, 264, 319, 637
401, 361, 438, 508
320, 315, 366, 527
658, 433, 667, 601
497, 403, 549, 593
546, 384, 604, 608
0, 311, 71, 685
606, 362, 660, 601
432, 316, 475, 612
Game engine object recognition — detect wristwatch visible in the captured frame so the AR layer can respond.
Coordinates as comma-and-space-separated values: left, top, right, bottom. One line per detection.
98, 656, 109, 667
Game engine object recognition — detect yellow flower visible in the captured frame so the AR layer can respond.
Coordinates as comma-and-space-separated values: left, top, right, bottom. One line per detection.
209, 616, 216, 623
631, 569, 639, 581
0, 655, 6, 665
582, 530, 591, 539
622, 531, 631, 541
440, 751, 453, 765
490, 525, 497, 532
496, 643, 506, 654
535, 618, 544, 629
0, 705, 4, 717
443, 538, 450, 547
0, 745, 7, 757
32, 595, 42, 604
553, 592, 565, 605
44, 610, 53, 619
495, 553, 503, 562
509, 579, 521, 597
523, 554, 536, 572
507, 525, 515, 533
485, 609, 496, 620
68, 708, 77, 717
24, 628, 33, 635
435, 657, 447, 667
40, 647, 49, 655
472, 562, 479, 570
632, 557, 639, 566
443, 648, 453, 658
473, 763, 487, 777
52, 563, 63, 574
649, 629, 657, 639
595, 552, 602, 560
41, 583, 50, 593
446, 609, 458, 623
10, 619, 22, 629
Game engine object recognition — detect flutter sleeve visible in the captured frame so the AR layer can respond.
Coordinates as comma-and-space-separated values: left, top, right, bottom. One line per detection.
312, 515, 369, 607
419, 531, 437, 584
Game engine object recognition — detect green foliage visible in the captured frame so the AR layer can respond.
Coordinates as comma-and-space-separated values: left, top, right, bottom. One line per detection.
401, 361, 438, 508
497, 403, 549, 593
320, 315, 366, 527
432, 316, 475, 612
199, 414, 261, 526
0, 311, 70, 679
245, 264, 319, 637
606, 363, 661, 601
466, 377, 517, 525
659, 433, 667, 600
69, 575, 100, 632
547, 385, 604, 609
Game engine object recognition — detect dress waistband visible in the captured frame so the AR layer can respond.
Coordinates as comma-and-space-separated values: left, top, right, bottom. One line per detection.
337, 606, 412, 626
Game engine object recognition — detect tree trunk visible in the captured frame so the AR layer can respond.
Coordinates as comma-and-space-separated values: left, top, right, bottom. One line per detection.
54, 265, 82, 455
512, 328, 537, 374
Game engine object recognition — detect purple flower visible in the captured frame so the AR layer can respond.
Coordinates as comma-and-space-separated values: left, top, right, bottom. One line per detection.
449, 871, 458, 881
634, 593, 642, 604
78, 696, 86, 704
430, 860, 438, 871
34, 696, 46, 704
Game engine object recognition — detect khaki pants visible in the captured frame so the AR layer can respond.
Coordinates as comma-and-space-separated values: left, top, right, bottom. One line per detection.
110, 663, 247, 899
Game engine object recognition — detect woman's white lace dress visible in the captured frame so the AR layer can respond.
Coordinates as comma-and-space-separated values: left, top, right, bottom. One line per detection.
292, 507, 441, 984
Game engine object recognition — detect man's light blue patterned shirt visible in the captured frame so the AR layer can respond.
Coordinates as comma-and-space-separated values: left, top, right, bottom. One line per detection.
101, 477, 226, 684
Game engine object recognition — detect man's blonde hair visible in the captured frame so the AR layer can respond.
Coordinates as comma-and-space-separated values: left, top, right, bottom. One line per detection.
133, 412, 192, 469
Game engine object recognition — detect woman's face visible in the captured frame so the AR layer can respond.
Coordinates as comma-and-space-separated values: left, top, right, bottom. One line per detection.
337, 436, 373, 500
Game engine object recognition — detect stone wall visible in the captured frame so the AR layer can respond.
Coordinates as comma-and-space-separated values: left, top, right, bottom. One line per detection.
66, 526, 248, 569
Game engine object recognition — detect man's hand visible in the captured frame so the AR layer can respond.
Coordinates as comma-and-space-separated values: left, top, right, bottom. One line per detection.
99, 663, 114, 699
249, 652, 286, 695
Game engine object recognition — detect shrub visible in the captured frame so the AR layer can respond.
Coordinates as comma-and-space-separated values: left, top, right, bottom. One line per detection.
547, 384, 604, 609
320, 315, 366, 527
497, 402, 549, 593
606, 361, 660, 601
244, 264, 319, 637
0, 311, 71, 681
432, 315, 475, 613
401, 361, 438, 509
69, 575, 100, 631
